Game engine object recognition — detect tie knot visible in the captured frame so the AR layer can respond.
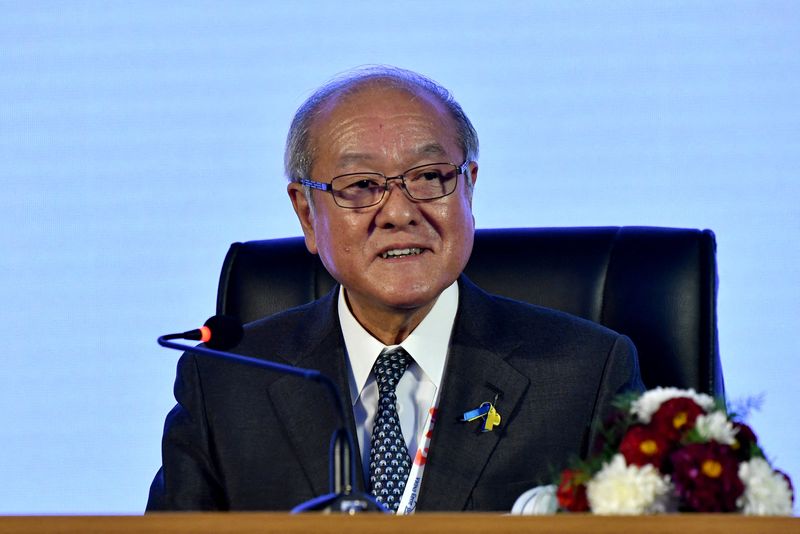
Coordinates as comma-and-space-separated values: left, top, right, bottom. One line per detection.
373, 347, 411, 393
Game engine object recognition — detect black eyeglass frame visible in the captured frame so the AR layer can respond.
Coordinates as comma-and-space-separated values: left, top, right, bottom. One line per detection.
300, 161, 470, 209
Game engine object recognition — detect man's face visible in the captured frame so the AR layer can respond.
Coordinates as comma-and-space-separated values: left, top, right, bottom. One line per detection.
288, 84, 478, 322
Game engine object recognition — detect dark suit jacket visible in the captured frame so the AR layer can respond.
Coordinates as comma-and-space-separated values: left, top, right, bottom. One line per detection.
147, 275, 643, 511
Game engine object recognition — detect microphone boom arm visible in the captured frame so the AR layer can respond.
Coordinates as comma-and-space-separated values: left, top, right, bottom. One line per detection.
156, 335, 386, 513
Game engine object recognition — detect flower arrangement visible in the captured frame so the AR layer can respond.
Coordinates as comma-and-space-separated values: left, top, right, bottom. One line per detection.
553, 388, 794, 515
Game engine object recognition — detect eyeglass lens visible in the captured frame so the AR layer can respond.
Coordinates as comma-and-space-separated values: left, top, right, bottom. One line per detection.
331, 163, 460, 208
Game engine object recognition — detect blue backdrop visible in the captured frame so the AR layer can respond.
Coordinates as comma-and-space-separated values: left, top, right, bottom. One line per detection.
1, 1, 797, 513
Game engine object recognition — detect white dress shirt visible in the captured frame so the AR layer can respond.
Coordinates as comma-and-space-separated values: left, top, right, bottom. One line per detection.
338, 283, 459, 474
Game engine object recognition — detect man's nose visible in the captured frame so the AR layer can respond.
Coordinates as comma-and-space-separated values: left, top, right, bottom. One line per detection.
381, 175, 415, 200
376, 178, 418, 226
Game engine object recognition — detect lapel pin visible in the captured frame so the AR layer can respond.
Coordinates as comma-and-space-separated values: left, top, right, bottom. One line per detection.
461, 401, 501, 432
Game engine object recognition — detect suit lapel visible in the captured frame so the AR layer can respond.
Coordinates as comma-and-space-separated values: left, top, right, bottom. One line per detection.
265, 289, 365, 499
261, 277, 529, 509
417, 277, 531, 511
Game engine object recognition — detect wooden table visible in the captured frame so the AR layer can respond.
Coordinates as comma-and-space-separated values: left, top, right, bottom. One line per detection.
0, 513, 797, 534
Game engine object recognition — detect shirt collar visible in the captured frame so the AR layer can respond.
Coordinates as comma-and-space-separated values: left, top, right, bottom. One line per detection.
338, 282, 459, 405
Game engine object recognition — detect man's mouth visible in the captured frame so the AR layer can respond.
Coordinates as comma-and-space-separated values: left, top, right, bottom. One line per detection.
380, 247, 423, 259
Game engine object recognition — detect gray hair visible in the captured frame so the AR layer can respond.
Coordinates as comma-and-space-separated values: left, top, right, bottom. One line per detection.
284, 65, 479, 183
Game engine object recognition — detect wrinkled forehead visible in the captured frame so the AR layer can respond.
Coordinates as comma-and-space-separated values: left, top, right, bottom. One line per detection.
310, 80, 455, 138
324, 76, 440, 109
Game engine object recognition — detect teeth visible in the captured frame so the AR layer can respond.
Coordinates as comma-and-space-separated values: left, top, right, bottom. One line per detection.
381, 248, 422, 259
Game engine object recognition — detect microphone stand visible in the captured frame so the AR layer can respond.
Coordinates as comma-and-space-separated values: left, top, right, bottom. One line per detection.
158, 336, 388, 513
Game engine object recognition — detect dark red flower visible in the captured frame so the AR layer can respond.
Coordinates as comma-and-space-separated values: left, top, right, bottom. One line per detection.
670, 442, 744, 512
651, 397, 706, 442
731, 422, 758, 460
619, 424, 671, 469
556, 468, 590, 512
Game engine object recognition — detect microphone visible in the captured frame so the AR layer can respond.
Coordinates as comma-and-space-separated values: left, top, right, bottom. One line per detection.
160, 315, 243, 350
157, 316, 387, 514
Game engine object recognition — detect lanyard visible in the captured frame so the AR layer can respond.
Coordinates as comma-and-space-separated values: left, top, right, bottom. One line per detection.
396, 389, 441, 515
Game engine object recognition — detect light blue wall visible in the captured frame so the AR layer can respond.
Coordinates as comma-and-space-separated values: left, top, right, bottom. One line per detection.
1, 1, 797, 513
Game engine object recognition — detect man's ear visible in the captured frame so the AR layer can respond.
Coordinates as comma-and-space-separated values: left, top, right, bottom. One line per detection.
468, 161, 478, 189
466, 162, 478, 226
466, 161, 478, 203
287, 182, 318, 254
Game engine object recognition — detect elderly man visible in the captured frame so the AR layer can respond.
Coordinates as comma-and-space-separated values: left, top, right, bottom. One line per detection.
147, 66, 643, 513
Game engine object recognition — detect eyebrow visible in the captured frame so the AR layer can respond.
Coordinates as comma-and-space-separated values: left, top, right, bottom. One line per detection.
337, 153, 374, 167
416, 143, 449, 158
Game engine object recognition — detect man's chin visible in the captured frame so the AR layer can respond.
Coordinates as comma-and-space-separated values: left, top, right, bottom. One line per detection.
381, 282, 448, 306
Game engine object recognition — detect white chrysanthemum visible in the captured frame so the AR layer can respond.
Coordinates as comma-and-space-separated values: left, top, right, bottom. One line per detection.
586, 454, 672, 515
694, 411, 737, 445
737, 457, 794, 515
630, 387, 715, 424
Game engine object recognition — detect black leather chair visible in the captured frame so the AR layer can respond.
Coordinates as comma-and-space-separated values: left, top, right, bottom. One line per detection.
216, 227, 724, 399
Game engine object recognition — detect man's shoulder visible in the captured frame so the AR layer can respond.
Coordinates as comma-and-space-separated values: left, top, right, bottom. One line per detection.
234, 288, 339, 357
462, 277, 616, 334
458, 277, 640, 387
246, 292, 333, 328
493, 292, 613, 334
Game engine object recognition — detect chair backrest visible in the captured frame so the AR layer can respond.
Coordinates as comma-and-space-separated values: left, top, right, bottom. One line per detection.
216, 226, 724, 398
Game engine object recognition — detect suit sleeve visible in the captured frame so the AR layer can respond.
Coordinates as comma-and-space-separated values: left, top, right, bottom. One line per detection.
146, 352, 227, 511
585, 334, 645, 456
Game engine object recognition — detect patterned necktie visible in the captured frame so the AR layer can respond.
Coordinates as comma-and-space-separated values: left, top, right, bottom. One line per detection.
368, 346, 412, 512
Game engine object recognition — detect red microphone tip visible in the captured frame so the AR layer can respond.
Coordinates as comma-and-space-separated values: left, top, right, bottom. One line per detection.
199, 325, 212, 343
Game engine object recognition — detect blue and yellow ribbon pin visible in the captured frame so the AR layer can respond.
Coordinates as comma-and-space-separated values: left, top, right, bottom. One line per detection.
461, 402, 501, 432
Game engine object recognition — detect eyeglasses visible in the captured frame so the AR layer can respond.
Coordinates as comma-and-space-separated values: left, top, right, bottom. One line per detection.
301, 161, 469, 209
